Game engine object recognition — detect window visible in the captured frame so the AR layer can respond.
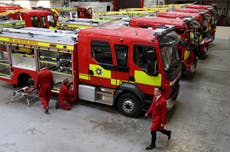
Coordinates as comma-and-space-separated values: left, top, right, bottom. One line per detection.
31, 16, 41, 27
38, 49, 73, 91
91, 40, 112, 64
133, 45, 154, 70
0, 44, 10, 76
0, 44, 8, 63
115, 45, 128, 66
41, 16, 47, 27
47, 15, 55, 27
38, 49, 72, 74
10, 46, 36, 70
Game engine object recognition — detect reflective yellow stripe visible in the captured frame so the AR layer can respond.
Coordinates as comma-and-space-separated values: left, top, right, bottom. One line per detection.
89, 64, 111, 78
79, 73, 90, 80
111, 79, 117, 85
199, 34, 203, 41
56, 44, 74, 50
49, 26, 57, 30
67, 24, 92, 29
12, 53, 33, 58
0, 37, 10, 42
37, 42, 50, 47
0, 37, 73, 51
0, 21, 25, 28
0, 73, 10, 77
93, 17, 117, 21
184, 50, 190, 60
134, 70, 161, 86
111, 79, 134, 86
0, 63, 9, 66
57, 23, 92, 29
190, 32, 194, 39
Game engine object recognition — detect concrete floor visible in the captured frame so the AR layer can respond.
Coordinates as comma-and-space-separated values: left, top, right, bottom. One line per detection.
0, 38, 230, 152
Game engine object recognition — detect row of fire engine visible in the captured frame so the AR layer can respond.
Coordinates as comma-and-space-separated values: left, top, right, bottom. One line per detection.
57, 3, 217, 77
0, 3, 218, 117
0, 2, 92, 29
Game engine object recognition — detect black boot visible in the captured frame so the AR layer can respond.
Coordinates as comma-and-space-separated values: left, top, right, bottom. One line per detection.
44, 107, 49, 114
55, 102, 59, 109
168, 130, 171, 140
145, 144, 155, 150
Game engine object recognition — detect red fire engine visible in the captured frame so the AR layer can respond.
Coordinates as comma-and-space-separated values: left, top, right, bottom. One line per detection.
75, 6, 92, 19
20, 9, 57, 28
174, 8, 216, 42
0, 3, 24, 20
157, 11, 210, 59
184, 4, 219, 29
129, 17, 201, 77
0, 6, 57, 29
0, 27, 181, 117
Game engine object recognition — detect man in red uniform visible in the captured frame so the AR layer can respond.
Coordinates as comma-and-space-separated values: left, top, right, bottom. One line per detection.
145, 87, 171, 150
56, 78, 75, 110
36, 63, 54, 114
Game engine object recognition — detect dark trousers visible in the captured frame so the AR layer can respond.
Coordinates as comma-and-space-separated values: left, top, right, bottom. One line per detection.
150, 129, 170, 146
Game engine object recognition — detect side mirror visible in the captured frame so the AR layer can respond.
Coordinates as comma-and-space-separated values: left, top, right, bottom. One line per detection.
147, 50, 158, 76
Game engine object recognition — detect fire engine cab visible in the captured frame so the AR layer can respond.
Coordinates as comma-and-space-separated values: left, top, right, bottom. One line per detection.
0, 26, 181, 117
130, 17, 201, 77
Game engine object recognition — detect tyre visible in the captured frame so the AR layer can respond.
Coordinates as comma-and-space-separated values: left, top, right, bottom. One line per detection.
117, 93, 142, 117
18, 74, 34, 87
198, 45, 209, 59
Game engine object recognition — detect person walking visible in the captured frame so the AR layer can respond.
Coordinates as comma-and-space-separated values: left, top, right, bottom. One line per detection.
145, 87, 171, 150
36, 63, 54, 114
56, 78, 75, 110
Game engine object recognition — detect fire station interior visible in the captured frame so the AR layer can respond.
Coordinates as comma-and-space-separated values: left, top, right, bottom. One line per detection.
0, 0, 229, 152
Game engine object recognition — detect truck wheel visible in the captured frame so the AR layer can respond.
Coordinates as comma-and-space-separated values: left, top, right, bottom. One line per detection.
18, 74, 33, 87
198, 45, 209, 59
117, 93, 142, 117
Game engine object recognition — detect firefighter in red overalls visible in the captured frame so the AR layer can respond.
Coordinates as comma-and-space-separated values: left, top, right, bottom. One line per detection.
36, 63, 54, 114
145, 87, 171, 150
56, 78, 75, 110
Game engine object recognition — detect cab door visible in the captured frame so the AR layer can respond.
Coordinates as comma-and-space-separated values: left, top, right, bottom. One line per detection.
89, 40, 114, 88
89, 39, 130, 88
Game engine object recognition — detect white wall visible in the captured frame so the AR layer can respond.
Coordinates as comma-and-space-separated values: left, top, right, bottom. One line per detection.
0, 0, 66, 9
144, 0, 165, 7
0, 0, 112, 12
69, 2, 113, 12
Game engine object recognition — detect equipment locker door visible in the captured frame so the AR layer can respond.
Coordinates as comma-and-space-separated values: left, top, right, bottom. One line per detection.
0, 44, 11, 78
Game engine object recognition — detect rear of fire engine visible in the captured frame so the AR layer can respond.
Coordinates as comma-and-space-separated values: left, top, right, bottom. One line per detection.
76, 26, 181, 117
0, 27, 76, 91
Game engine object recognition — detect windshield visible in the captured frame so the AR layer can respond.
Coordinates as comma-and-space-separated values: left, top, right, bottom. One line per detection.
203, 14, 211, 32
159, 31, 181, 81
160, 45, 179, 71
188, 20, 201, 45
47, 15, 55, 26
133, 45, 154, 71
71, 11, 78, 19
